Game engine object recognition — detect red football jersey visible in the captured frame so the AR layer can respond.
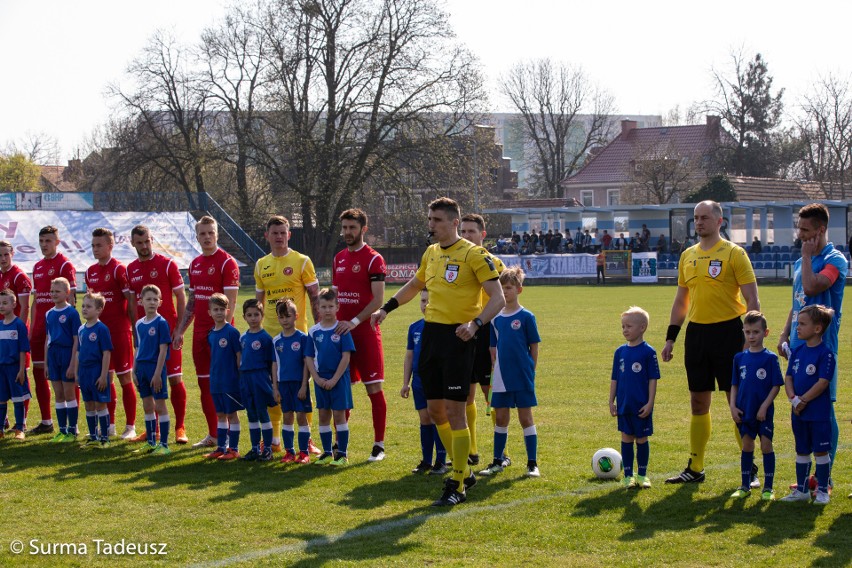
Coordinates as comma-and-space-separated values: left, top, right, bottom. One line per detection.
32, 253, 77, 330
128, 253, 185, 324
0, 265, 32, 318
188, 248, 240, 333
333, 244, 386, 321
85, 257, 131, 324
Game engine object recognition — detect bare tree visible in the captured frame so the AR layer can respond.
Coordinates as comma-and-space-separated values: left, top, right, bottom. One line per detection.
500, 59, 615, 198
622, 139, 704, 204
796, 74, 852, 199
3, 132, 61, 165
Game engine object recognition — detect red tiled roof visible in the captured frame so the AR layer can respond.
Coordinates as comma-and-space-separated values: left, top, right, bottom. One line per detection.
729, 176, 826, 201
490, 197, 581, 209
564, 123, 724, 185
39, 165, 78, 192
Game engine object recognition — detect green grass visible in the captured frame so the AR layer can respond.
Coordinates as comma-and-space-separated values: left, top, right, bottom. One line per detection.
0, 284, 850, 567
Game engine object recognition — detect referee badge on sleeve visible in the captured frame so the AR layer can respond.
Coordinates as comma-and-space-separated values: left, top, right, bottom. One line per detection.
708, 260, 722, 278
444, 264, 459, 283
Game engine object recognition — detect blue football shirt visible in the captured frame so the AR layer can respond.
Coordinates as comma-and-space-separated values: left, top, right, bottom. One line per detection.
407, 319, 425, 379
786, 342, 835, 421
0, 317, 30, 364
46, 305, 81, 348
274, 330, 308, 383
490, 307, 541, 393
731, 348, 784, 421
305, 323, 356, 380
134, 315, 171, 363
77, 321, 113, 368
208, 324, 241, 393
611, 342, 660, 415
240, 329, 275, 372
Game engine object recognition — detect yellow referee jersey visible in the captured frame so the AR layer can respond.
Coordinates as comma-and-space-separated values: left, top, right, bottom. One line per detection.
415, 238, 499, 325
480, 249, 505, 303
254, 250, 318, 333
678, 239, 756, 324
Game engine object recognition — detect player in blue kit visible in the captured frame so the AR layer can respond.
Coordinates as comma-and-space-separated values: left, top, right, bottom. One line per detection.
781, 305, 836, 504
74, 292, 113, 448
132, 285, 172, 456
479, 267, 541, 478
305, 288, 355, 466
44, 278, 81, 442
239, 299, 276, 462
205, 293, 243, 461
272, 299, 312, 465
609, 306, 659, 489
0, 289, 31, 441
402, 290, 448, 475
729, 311, 783, 500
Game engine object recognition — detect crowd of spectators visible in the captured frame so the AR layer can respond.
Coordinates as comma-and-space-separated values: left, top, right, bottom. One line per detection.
490, 225, 692, 257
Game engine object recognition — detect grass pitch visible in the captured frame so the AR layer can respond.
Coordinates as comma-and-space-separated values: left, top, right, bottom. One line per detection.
0, 284, 850, 567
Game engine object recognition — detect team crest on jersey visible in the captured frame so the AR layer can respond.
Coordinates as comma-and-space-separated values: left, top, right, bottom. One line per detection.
290, 342, 301, 352
150, 270, 158, 278
251, 340, 261, 350
631, 362, 642, 373
511, 319, 521, 330
48, 268, 55, 276
89, 332, 98, 342
795, 291, 806, 307
59, 315, 67, 323
708, 260, 722, 278
145, 327, 155, 337
9, 330, 16, 339
105, 273, 111, 282
208, 266, 216, 275
352, 263, 361, 273
756, 368, 766, 380
283, 267, 293, 276
806, 364, 816, 375
331, 334, 340, 343
444, 264, 459, 283
218, 338, 228, 348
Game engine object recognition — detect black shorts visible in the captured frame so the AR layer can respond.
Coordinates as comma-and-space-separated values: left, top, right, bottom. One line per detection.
471, 322, 493, 385
684, 317, 743, 392
419, 322, 475, 402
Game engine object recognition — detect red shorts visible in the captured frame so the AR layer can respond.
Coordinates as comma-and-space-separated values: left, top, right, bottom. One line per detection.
193, 331, 211, 379
349, 323, 384, 384
167, 347, 183, 378
107, 323, 133, 376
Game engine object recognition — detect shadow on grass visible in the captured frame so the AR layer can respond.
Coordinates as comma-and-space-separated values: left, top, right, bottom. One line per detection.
811, 512, 852, 568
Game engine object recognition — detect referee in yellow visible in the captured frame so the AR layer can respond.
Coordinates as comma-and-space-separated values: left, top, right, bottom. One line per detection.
662, 200, 759, 483
372, 197, 504, 506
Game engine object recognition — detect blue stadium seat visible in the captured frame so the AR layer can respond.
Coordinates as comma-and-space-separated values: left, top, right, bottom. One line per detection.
780, 246, 790, 253
780, 253, 791, 262
752, 261, 762, 270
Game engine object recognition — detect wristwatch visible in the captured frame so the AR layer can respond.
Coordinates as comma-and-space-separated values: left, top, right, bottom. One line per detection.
473, 317, 484, 328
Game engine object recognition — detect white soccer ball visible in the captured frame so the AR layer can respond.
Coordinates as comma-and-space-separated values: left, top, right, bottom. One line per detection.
592, 447, 623, 479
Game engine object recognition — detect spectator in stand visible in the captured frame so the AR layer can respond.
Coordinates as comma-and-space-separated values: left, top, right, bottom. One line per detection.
564, 236, 575, 253
656, 234, 667, 254
583, 230, 593, 253
641, 224, 651, 247
751, 236, 762, 254
613, 233, 626, 250
511, 231, 521, 245
575, 227, 584, 253
630, 232, 643, 253
601, 230, 613, 251
552, 230, 563, 253
670, 237, 681, 256
529, 231, 539, 253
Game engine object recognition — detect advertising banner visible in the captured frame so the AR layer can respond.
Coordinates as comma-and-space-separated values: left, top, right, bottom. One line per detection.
631, 252, 658, 283
387, 263, 418, 283
496, 254, 597, 278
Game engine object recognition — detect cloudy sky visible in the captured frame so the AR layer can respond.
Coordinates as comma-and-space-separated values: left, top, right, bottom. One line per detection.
1, 0, 850, 161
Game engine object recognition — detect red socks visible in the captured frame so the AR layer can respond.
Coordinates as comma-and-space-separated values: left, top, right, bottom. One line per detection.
198, 377, 217, 437
108, 383, 117, 425
33, 367, 52, 422
121, 382, 136, 426
368, 390, 387, 443
171, 381, 187, 430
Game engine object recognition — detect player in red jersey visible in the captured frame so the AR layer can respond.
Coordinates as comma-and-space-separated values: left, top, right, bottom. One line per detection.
86, 227, 136, 438
29, 226, 77, 434
173, 216, 240, 448
127, 225, 189, 444
0, 239, 33, 429
333, 208, 388, 461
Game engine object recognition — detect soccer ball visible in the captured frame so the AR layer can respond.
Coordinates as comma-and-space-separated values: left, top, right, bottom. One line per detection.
592, 448, 623, 479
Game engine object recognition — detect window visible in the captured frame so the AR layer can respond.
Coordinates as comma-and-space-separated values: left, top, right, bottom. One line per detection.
384, 195, 397, 214
607, 189, 620, 206
581, 190, 594, 207
613, 212, 629, 233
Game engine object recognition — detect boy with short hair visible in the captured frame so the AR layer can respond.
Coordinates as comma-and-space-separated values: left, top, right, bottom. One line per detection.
273, 299, 312, 464
0, 289, 31, 440
132, 285, 173, 456
729, 310, 783, 500
479, 267, 542, 478
44, 277, 81, 442
206, 293, 243, 461
305, 288, 355, 466
609, 306, 659, 488
240, 299, 276, 462
781, 304, 836, 504
402, 289, 449, 475
74, 292, 113, 448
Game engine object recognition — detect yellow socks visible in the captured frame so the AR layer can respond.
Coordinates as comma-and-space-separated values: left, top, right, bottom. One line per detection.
269, 405, 283, 443
466, 403, 478, 455
436, 421, 454, 463
451, 428, 471, 484
689, 413, 711, 472
733, 421, 743, 451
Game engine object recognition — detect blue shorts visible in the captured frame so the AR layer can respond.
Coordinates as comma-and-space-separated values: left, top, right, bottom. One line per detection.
278, 381, 312, 414
240, 370, 276, 411
212, 391, 244, 414
618, 413, 653, 437
314, 377, 353, 411
411, 374, 427, 411
135, 361, 169, 400
0, 364, 30, 403
78, 365, 110, 403
491, 389, 537, 409
47, 345, 75, 383
738, 418, 774, 441
792, 417, 831, 454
